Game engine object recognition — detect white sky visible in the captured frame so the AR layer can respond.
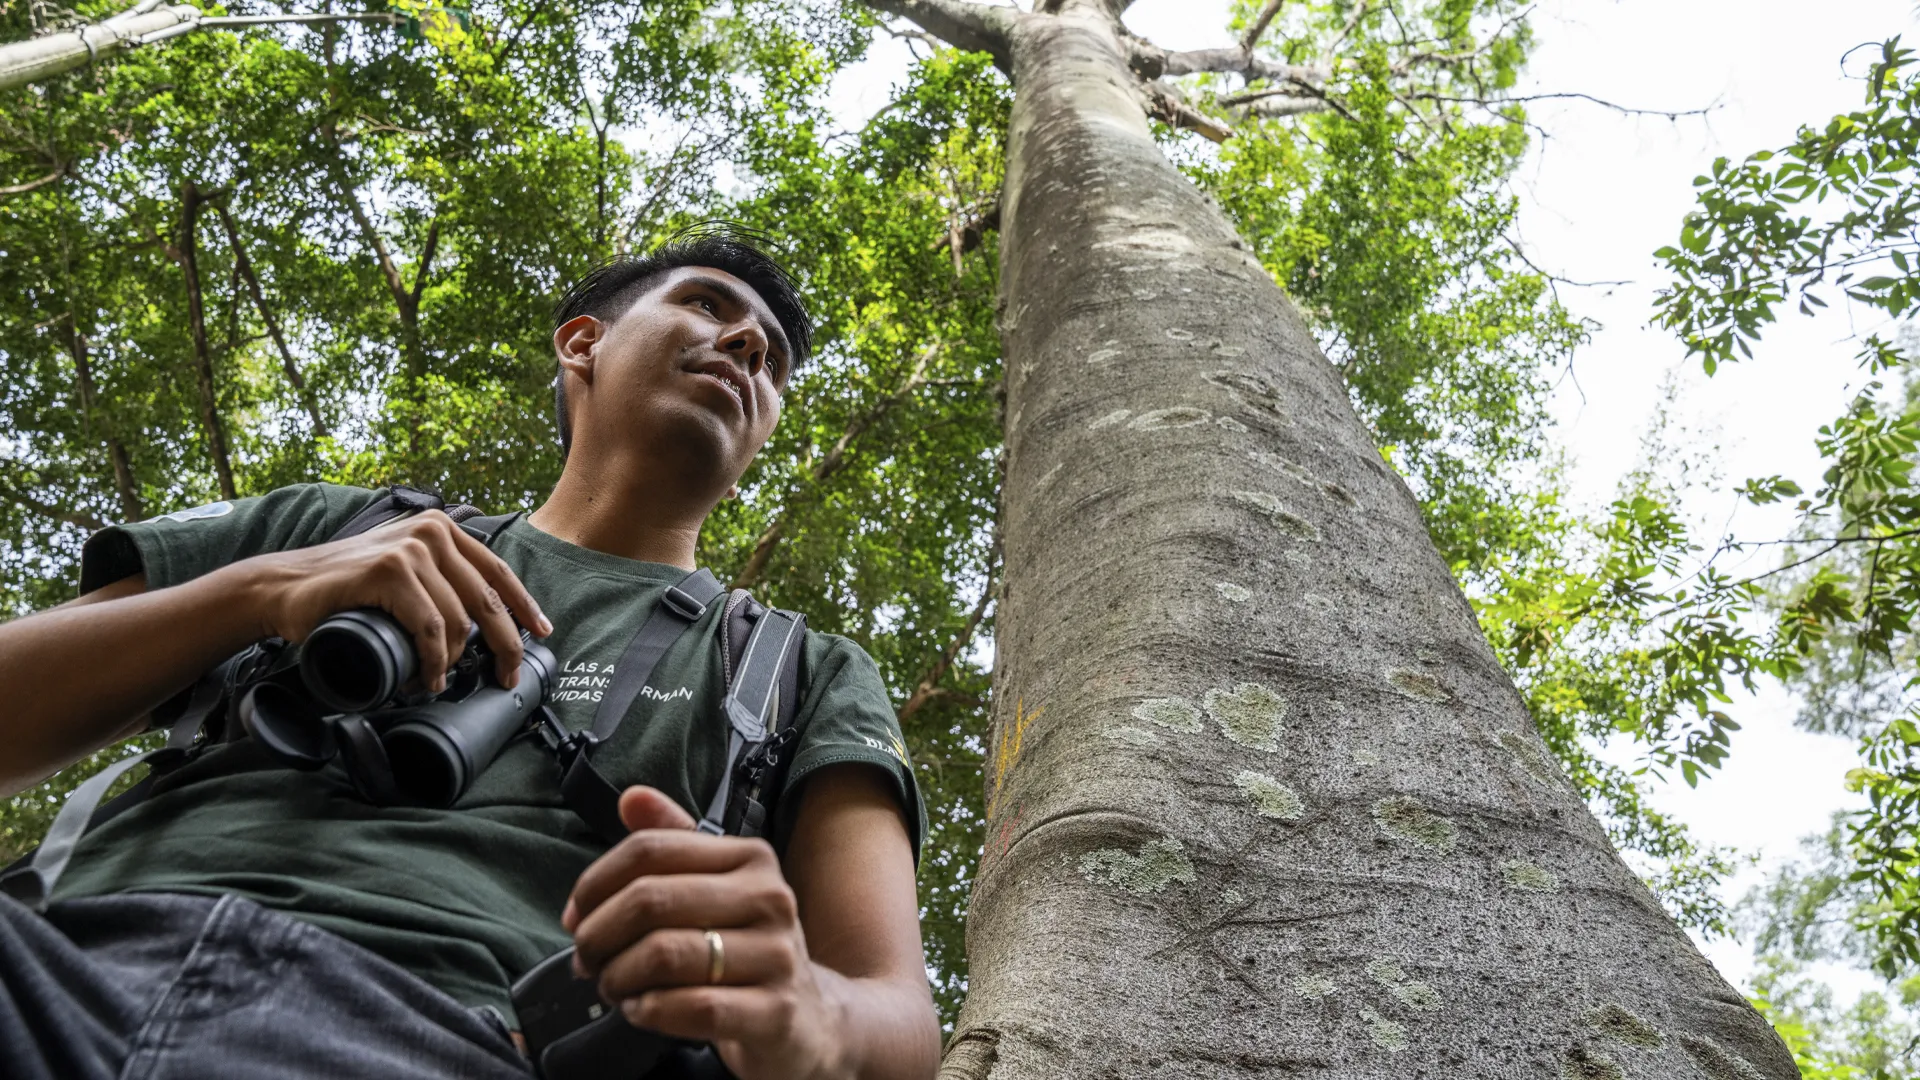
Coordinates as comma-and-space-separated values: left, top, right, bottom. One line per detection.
835, 0, 1920, 1001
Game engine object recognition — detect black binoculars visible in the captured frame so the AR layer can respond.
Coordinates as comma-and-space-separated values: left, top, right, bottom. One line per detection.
241, 608, 557, 808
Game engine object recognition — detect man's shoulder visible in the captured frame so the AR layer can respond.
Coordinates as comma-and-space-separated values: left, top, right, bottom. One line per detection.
79, 483, 383, 594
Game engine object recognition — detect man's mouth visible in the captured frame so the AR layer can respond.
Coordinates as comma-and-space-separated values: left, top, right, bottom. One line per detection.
688, 362, 749, 416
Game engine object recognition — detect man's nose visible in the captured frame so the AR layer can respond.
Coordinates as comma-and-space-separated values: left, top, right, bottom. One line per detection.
719, 320, 767, 377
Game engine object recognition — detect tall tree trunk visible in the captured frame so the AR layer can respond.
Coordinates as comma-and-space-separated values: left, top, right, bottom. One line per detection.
870, 3, 1797, 1077
173, 182, 239, 501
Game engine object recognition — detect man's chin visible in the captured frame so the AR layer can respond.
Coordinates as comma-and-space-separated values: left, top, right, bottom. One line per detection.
633, 408, 756, 496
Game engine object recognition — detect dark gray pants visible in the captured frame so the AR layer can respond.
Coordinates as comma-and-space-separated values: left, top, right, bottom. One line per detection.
0, 890, 531, 1079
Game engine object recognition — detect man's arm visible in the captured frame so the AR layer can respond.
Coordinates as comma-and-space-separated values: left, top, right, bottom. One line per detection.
568, 769, 940, 1080
0, 512, 550, 798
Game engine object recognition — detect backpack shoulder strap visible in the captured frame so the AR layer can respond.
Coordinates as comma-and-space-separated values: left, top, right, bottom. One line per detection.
551, 568, 724, 844
332, 485, 445, 541
699, 596, 805, 837
456, 511, 519, 547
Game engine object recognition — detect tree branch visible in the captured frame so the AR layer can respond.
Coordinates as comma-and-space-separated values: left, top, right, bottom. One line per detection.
862, 0, 1015, 71
1158, 46, 1325, 86
0, 479, 106, 532
1241, 95, 1334, 119
0, 164, 66, 198
1144, 81, 1233, 143
326, 150, 409, 312
1240, 0, 1285, 53
930, 201, 1000, 259
411, 216, 441, 307
1411, 90, 1715, 121
215, 203, 329, 438
898, 563, 998, 724
732, 342, 942, 590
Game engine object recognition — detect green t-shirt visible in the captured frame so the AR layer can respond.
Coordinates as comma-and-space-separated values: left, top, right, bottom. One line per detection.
59, 483, 924, 1022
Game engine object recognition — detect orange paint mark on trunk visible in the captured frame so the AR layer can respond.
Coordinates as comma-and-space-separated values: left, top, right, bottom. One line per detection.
988, 696, 1043, 818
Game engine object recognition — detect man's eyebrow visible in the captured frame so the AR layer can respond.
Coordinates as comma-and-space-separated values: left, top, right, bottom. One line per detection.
679, 273, 792, 361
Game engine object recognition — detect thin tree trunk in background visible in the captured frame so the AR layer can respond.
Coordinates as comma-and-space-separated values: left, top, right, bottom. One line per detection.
214, 203, 330, 438
173, 182, 238, 501
865, 2, 1798, 1077
732, 343, 939, 589
63, 320, 142, 522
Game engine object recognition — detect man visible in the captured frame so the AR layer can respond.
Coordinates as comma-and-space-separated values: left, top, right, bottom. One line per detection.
0, 226, 940, 1079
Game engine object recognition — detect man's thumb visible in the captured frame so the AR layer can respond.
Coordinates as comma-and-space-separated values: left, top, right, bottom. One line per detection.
618, 785, 697, 833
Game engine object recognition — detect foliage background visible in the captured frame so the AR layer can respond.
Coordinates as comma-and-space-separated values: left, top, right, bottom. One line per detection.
0, 0, 1890, 1031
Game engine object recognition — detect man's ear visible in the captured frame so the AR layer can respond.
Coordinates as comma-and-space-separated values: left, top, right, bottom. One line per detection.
553, 314, 604, 384
725, 484, 740, 500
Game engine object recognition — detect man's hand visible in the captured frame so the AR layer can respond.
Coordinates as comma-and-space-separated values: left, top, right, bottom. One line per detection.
564, 787, 849, 1080
243, 510, 550, 690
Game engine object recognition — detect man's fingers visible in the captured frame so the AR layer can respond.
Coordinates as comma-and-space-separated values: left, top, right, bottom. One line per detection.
596, 928, 797, 1000
412, 561, 469, 689
381, 575, 453, 686
620, 785, 697, 833
450, 525, 550, 637
572, 868, 793, 975
621, 985, 791, 1048
566, 829, 764, 929
431, 538, 524, 687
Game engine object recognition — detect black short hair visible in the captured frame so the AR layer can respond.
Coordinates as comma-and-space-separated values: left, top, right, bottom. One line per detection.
549, 222, 813, 456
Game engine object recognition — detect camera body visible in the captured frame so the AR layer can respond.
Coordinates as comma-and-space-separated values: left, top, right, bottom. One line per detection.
242, 608, 557, 808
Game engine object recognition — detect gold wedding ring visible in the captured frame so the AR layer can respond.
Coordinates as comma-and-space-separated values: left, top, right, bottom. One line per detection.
704, 929, 725, 985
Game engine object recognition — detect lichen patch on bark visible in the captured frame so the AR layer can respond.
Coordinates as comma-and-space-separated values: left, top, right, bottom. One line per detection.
1249, 449, 1314, 485
1385, 667, 1451, 703
1293, 973, 1338, 998
1234, 770, 1305, 820
1230, 491, 1321, 541
1500, 859, 1560, 892
1202, 369, 1284, 415
1561, 1045, 1625, 1080
1585, 1003, 1662, 1049
1496, 730, 1561, 786
1129, 406, 1210, 430
1086, 346, 1123, 364
1322, 481, 1358, 507
1216, 415, 1249, 433
1351, 746, 1383, 766
1204, 682, 1286, 751
1360, 1008, 1409, 1053
1679, 1033, 1766, 1079
1104, 726, 1161, 747
1133, 696, 1202, 732
1372, 796, 1460, 854
1079, 837, 1196, 896
1365, 959, 1441, 1012
1215, 581, 1252, 603
1089, 408, 1132, 430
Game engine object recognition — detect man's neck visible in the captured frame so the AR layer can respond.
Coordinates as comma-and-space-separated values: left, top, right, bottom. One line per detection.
528, 459, 711, 570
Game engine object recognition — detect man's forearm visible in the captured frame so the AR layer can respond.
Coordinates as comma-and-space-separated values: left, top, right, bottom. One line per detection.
817, 967, 942, 1080
0, 563, 271, 796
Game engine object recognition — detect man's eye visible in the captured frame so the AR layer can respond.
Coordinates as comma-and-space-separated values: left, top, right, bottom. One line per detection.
692, 296, 717, 314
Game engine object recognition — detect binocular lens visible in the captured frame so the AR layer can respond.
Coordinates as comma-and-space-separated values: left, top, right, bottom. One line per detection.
383, 722, 468, 809
362, 640, 556, 809
302, 610, 416, 713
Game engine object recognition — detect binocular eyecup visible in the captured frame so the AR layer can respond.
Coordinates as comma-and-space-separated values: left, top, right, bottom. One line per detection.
244, 609, 555, 809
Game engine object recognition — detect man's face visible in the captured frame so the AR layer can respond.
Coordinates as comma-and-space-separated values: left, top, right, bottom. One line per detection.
561, 265, 791, 494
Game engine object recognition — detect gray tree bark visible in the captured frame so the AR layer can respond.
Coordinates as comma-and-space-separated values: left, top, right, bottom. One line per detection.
866, 2, 1797, 1077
